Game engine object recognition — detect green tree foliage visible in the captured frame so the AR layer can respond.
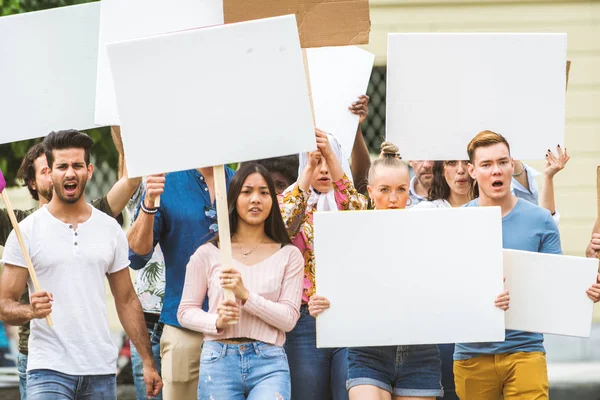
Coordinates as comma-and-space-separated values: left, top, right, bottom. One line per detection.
0, 1, 115, 187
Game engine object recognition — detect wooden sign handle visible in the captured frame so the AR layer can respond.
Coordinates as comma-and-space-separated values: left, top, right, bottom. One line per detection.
596, 166, 600, 260
0, 191, 53, 327
302, 48, 316, 125
213, 165, 238, 324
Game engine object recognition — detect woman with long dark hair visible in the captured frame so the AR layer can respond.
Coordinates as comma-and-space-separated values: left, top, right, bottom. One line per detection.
178, 163, 304, 400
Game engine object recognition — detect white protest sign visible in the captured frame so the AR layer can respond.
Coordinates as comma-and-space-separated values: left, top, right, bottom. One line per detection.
386, 33, 567, 160
504, 249, 597, 337
314, 207, 505, 348
95, 0, 224, 126
107, 15, 315, 178
0, 3, 100, 144
306, 46, 375, 154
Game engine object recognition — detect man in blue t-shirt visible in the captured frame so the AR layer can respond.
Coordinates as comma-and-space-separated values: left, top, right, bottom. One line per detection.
453, 130, 569, 399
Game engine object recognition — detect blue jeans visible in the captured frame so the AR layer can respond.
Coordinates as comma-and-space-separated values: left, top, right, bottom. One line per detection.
27, 369, 116, 400
198, 340, 291, 399
438, 343, 458, 400
285, 305, 349, 400
18, 352, 27, 400
348, 345, 443, 397
131, 323, 163, 400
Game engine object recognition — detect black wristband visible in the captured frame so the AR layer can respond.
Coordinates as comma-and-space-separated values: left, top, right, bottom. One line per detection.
141, 201, 158, 215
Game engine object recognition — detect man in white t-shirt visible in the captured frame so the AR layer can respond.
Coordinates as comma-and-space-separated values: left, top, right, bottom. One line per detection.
0, 130, 162, 400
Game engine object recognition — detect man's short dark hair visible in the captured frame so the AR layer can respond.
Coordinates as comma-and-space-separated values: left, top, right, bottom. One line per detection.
16, 143, 46, 201
247, 155, 299, 185
43, 130, 94, 168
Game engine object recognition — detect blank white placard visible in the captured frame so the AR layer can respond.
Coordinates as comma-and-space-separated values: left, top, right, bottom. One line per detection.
0, 4, 100, 144
504, 249, 597, 338
107, 15, 315, 178
95, 0, 223, 126
386, 33, 567, 161
314, 207, 506, 348
306, 46, 375, 154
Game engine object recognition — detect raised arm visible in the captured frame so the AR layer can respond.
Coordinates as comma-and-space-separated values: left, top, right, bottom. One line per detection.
349, 95, 371, 195
539, 145, 570, 217
127, 174, 165, 255
279, 153, 319, 239
106, 126, 142, 218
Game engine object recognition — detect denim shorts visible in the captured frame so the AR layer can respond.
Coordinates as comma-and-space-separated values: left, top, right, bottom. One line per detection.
199, 340, 290, 400
348, 345, 443, 397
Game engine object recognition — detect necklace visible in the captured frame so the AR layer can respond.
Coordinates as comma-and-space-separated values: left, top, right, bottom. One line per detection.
235, 236, 263, 258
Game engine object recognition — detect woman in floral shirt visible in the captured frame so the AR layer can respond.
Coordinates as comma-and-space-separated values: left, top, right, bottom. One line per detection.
279, 128, 368, 400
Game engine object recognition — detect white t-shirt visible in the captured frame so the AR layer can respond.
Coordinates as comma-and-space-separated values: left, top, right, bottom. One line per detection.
1, 205, 129, 375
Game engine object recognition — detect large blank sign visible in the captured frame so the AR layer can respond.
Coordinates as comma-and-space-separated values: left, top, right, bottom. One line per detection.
307, 46, 375, 153
95, 0, 224, 126
107, 15, 315, 177
314, 207, 506, 348
386, 33, 567, 161
0, 3, 100, 144
504, 249, 597, 337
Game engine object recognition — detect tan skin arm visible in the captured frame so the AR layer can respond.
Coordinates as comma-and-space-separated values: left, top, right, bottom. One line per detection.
0, 265, 52, 326
106, 126, 142, 218
348, 95, 371, 195
108, 268, 162, 398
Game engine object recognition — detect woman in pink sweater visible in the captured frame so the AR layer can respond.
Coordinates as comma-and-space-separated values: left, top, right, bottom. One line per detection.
178, 163, 304, 400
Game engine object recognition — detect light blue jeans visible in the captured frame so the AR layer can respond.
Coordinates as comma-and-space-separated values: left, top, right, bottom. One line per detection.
130, 323, 163, 400
18, 352, 27, 400
27, 369, 116, 400
198, 340, 291, 400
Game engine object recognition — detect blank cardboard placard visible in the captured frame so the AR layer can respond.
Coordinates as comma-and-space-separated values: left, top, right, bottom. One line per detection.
306, 46, 375, 154
223, 0, 370, 48
0, 3, 100, 144
504, 249, 597, 337
95, 0, 223, 126
314, 207, 505, 348
107, 15, 315, 178
386, 33, 567, 160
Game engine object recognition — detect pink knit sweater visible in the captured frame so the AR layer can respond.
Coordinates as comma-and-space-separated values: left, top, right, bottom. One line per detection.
177, 243, 304, 346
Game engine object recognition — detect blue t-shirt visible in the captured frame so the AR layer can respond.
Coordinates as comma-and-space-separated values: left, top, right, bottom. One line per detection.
129, 168, 235, 328
454, 198, 562, 360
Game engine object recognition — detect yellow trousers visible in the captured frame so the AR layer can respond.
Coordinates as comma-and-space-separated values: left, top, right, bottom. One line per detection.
454, 352, 548, 400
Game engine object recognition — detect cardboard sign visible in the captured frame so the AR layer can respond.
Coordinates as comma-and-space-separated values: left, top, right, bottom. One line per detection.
386, 33, 567, 160
504, 249, 597, 337
0, 3, 100, 144
314, 207, 505, 348
223, 0, 370, 48
95, 0, 224, 126
307, 46, 375, 153
107, 15, 315, 178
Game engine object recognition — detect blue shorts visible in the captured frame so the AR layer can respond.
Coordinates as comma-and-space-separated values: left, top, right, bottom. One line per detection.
347, 345, 443, 397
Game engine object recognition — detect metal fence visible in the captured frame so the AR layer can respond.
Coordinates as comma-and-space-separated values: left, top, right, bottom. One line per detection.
362, 66, 386, 153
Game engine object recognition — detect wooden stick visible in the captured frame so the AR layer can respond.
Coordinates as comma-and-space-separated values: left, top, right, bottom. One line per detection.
0, 191, 53, 327
302, 48, 316, 125
213, 165, 238, 324
596, 166, 600, 260
566, 60, 571, 91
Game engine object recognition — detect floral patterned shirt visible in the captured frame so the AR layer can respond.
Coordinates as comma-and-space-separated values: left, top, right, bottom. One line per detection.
127, 183, 165, 315
279, 174, 368, 303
